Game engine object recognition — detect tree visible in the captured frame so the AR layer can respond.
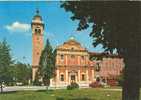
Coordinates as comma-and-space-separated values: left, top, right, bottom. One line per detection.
0, 39, 13, 92
38, 39, 55, 88
12, 62, 32, 85
61, 1, 141, 100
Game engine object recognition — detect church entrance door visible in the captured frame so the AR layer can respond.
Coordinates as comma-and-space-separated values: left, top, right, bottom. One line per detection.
69, 70, 77, 83
71, 75, 76, 83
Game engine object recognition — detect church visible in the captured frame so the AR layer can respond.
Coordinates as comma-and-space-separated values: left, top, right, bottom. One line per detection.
31, 10, 124, 88
50, 37, 95, 87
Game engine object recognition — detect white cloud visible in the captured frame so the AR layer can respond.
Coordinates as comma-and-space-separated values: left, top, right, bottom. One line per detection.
5, 21, 30, 32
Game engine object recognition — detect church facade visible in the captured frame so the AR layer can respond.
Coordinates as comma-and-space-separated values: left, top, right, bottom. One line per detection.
50, 37, 95, 87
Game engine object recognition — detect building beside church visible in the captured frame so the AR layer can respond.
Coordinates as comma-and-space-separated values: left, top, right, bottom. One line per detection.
89, 52, 124, 85
31, 10, 124, 87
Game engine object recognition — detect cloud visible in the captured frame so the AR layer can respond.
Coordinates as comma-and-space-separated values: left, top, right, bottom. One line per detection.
5, 21, 30, 32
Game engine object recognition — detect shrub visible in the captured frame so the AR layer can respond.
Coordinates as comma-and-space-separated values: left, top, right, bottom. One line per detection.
67, 85, 73, 90
89, 81, 102, 88
33, 79, 42, 86
107, 79, 118, 86
67, 82, 79, 90
117, 74, 124, 86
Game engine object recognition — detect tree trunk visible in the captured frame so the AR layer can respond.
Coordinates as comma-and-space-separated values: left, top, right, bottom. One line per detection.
0, 83, 3, 93
43, 79, 50, 90
122, 57, 140, 100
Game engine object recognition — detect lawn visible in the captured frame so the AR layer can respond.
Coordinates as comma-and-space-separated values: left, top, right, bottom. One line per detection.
0, 88, 122, 100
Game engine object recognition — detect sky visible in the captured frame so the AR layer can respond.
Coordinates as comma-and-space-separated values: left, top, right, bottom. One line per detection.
0, 1, 105, 64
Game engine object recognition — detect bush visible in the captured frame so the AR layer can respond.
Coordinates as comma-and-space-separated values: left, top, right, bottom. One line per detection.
107, 79, 118, 86
67, 85, 73, 90
117, 75, 124, 86
89, 81, 102, 88
33, 79, 42, 86
67, 82, 79, 90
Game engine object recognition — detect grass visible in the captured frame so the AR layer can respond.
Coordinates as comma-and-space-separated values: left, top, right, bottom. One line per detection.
0, 88, 122, 100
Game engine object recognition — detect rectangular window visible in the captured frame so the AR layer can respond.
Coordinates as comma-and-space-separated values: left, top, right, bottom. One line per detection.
61, 54, 64, 60
60, 74, 64, 81
81, 56, 84, 60
71, 55, 75, 58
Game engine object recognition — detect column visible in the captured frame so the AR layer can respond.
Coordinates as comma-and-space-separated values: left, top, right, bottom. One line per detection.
56, 69, 59, 86
66, 69, 68, 85
78, 56, 80, 65
66, 55, 68, 65
56, 55, 58, 65
50, 78, 53, 87
78, 69, 80, 82
86, 69, 89, 83
68, 73, 70, 84
92, 69, 94, 82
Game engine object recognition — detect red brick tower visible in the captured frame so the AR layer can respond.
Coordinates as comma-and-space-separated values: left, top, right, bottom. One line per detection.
31, 9, 44, 81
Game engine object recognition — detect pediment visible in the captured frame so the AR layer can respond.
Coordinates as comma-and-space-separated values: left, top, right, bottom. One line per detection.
57, 39, 86, 51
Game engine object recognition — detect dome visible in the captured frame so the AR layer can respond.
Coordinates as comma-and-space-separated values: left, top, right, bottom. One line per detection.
69, 36, 75, 40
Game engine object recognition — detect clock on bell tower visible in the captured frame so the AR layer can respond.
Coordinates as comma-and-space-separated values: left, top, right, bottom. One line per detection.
31, 9, 44, 81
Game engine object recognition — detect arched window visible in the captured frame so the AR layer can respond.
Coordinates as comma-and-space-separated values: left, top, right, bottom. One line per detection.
60, 74, 64, 81
95, 63, 100, 72
35, 28, 41, 34
82, 74, 85, 81
96, 77, 100, 82
71, 47, 74, 50
35, 29, 38, 33
37, 29, 41, 33
60, 54, 64, 60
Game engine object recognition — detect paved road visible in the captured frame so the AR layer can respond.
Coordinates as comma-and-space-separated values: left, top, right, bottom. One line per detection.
1, 86, 122, 92
2, 86, 47, 92
102, 88, 122, 91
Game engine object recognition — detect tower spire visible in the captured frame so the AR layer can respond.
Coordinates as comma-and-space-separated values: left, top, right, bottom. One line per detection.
36, 8, 39, 15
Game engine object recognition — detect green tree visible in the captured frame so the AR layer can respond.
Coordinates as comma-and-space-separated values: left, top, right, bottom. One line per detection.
61, 1, 141, 100
38, 39, 55, 88
12, 62, 32, 85
0, 39, 13, 92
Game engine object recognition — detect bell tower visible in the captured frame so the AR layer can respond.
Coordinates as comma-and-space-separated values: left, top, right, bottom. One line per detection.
31, 9, 44, 81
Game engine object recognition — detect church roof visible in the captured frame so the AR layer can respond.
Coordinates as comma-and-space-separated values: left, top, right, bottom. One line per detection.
57, 37, 87, 52
31, 9, 44, 28
89, 52, 122, 58
64, 36, 81, 46
32, 9, 42, 21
